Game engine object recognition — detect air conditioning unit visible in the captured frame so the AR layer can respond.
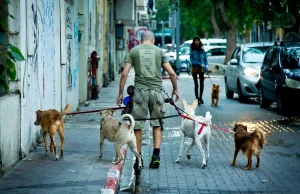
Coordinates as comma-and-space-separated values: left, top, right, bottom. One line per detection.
136, 0, 147, 7
140, 14, 148, 20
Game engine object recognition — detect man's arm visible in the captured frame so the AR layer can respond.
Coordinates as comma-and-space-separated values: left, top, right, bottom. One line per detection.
162, 62, 179, 102
116, 62, 132, 106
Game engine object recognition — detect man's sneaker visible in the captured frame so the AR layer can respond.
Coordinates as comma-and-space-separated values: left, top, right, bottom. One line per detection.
149, 154, 160, 168
133, 157, 144, 170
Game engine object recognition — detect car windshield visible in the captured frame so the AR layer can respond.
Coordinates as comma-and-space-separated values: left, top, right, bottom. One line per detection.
281, 47, 300, 69
242, 46, 270, 63
179, 46, 190, 55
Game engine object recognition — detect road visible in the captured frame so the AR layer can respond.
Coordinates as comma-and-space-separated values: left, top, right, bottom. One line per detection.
119, 72, 300, 194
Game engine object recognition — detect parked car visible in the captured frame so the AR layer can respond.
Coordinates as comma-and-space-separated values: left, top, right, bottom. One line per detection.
179, 46, 226, 72
256, 41, 300, 115
224, 42, 274, 102
183, 38, 227, 48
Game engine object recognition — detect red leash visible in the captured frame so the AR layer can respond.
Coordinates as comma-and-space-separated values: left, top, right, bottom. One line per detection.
169, 101, 230, 134
66, 107, 125, 115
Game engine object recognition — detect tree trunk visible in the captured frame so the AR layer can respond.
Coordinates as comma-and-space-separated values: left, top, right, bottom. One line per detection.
218, 1, 237, 64
211, 1, 220, 38
225, 26, 237, 64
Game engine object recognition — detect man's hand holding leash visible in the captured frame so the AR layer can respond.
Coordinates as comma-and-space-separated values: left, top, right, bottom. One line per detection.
172, 89, 179, 102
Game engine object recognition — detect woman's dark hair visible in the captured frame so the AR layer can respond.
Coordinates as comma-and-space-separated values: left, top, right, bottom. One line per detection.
191, 36, 203, 51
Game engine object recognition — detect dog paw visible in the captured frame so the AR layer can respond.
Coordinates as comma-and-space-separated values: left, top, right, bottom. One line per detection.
201, 164, 207, 169
244, 167, 252, 170
55, 157, 59, 161
174, 160, 180, 163
256, 165, 259, 168
230, 163, 235, 166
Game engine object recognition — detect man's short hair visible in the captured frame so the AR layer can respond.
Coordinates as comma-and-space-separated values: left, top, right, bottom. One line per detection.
141, 31, 154, 42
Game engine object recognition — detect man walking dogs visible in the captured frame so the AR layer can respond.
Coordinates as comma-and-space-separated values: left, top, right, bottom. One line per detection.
116, 31, 179, 172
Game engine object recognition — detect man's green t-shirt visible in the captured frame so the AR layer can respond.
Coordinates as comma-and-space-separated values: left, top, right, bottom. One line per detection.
125, 44, 168, 90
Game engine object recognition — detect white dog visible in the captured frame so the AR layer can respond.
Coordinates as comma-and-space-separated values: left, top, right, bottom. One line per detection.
175, 99, 212, 169
99, 110, 142, 168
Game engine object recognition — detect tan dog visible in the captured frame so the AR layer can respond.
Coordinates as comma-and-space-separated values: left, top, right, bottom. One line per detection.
211, 84, 221, 107
99, 110, 142, 167
34, 104, 71, 160
231, 124, 265, 170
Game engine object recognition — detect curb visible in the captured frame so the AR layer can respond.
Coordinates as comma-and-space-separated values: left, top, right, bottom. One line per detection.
101, 145, 128, 194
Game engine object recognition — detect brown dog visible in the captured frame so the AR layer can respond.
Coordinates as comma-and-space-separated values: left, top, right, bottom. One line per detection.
211, 84, 221, 107
231, 124, 265, 170
34, 104, 71, 160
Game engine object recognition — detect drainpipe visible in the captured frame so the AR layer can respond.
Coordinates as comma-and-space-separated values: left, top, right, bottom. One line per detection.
108, 0, 115, 82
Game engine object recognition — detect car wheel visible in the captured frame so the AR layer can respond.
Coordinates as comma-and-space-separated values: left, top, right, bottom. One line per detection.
277, 92, 287, 115
225, 79, 234, 99
259, 87, 271, 108
238, 82, 246, 103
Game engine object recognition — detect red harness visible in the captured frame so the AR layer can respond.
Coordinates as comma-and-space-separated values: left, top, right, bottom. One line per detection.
171, 101, 207, 135
170, 101, 230, 134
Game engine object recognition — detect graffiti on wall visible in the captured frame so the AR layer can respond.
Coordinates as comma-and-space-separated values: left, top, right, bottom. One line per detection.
127, 27, 147, 51
73, 17, 78, 88
66, 6, 72, 31
30, 3, 38, 72
40, 0, 55, 106
66, 6, 73, 89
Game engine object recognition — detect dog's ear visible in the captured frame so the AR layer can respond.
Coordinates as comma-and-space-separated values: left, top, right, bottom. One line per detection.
182, 98, 187, 109
192, 99, 198, 109
110, 109, 114, 115
244, 125, 247, 130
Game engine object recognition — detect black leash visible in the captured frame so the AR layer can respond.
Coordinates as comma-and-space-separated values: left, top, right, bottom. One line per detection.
205, 70, 213, 85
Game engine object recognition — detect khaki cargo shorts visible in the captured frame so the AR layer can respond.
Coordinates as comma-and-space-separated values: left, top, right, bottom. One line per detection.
131, 88, 165, 130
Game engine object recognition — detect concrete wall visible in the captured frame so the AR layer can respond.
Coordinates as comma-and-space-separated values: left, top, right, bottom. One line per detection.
0, 0, 121, 174
0, 95, 21, 174
0, 0, 80, 173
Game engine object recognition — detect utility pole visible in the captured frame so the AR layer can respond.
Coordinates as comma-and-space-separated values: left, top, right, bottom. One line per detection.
175, 0, 180, 76
160, 21, 168, 48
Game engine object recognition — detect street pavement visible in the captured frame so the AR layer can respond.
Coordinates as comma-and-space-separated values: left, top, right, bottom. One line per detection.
0, 69, 299, 194
119, 72, 300, 193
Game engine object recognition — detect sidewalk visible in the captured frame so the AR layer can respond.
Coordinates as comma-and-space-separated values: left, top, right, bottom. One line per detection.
0, 70, 135, 194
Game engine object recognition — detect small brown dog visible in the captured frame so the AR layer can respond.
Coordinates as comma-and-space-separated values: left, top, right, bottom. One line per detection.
211, 84, 221, 107
99, 109, 142, 168
34, 104, 71, 160
231, 124, 265, 170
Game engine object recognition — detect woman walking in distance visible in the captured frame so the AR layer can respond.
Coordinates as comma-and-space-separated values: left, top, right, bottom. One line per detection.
189, 37, 209, 105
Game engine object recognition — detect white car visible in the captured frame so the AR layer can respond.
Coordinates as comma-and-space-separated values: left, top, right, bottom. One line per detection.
179, 46, 227, 72
224, 42, 274, 102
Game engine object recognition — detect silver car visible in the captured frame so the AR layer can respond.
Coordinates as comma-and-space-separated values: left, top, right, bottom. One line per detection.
225, 42, 274, 102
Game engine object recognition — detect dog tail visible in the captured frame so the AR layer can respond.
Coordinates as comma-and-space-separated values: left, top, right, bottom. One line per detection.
57, 104, 72, 120
256, 128, 265, 149
251, 128, 265, 149
204, 111, 212, 125
119, 114, 135, 131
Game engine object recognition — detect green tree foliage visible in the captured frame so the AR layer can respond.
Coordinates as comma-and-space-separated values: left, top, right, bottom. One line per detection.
157, 0, 299, 63
0, 3, 25, 93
